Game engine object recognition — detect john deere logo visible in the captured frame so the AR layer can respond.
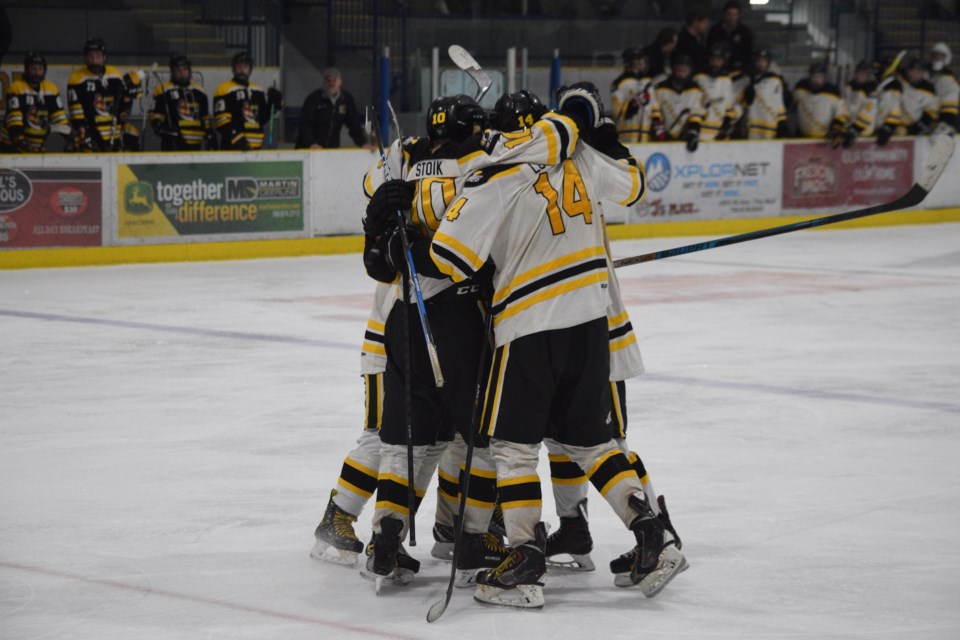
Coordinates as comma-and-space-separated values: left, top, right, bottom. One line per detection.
124, 181, 155, 215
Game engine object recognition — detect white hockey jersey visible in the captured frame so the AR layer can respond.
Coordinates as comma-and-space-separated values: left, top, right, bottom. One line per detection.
792, 79, 847, 138
655, 77, 705, 139
743, 72, 788, 139
843, 81, 878, 136
931, 68, 959, 130
359, 282, 394, 374
693, 71, 742, 141
899, 79, 940, 131
610, 72, 662, 143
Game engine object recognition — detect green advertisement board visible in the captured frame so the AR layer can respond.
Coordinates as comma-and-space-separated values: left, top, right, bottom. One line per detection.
118, 161, 303, 238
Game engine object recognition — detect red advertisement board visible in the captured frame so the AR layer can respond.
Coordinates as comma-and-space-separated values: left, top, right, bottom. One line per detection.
782, 140, 914, 210
0, 168, 102, 248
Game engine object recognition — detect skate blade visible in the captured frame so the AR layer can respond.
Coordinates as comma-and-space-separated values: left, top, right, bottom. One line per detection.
454, 568, 479, 588
474, 583, 544, 609
310, 540, 359, 567
359, 565, 416, 588
615, 546, 685, 595
545, 553, 596, 573
431, 541, 454, 561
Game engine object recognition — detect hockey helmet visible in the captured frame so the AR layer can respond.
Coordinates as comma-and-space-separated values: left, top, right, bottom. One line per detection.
83, 38, 106, 74
854, 59, 872, 73
670, 52, 693, 69
493, 90, 547, 132
23, 51, 47, 86
232, 51, 254, 82
931, 42, 952, 70
754, 48, 772, 61
708, 43, 730, 60
426, 94, 485, 143
808, 61, 828, 76
169, 53, 192, 85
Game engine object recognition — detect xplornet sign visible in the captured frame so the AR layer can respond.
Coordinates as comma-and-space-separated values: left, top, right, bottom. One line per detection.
118, 161, 304, 238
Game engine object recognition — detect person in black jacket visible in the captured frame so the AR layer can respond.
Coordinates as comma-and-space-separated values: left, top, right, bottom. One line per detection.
674, 7, 710, 74
296, 67, 369, 149
641, 27, 677, 79
707, 1, 754, 74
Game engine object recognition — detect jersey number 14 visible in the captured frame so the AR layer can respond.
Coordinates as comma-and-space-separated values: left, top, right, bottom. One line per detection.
534, 160, 593, 235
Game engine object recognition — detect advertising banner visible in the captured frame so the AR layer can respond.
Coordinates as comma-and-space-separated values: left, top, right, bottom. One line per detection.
117, 160, 304, 238
625, 142, 782, 223
782, 140, 914, 211
0, 168, 102, 248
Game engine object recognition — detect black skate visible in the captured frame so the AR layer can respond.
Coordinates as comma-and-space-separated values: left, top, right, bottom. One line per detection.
612, 493, 685, 597
455, 532, 511, 588
610, 494, 688, 580
359, 518, 420, 594
474, 523, 547, 610
545, 498, 595, 572
310, 490, 364, 566
431, 522, 455, 560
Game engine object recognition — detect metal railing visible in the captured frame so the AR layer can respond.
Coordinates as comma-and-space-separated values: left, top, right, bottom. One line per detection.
196, 0, 283, 66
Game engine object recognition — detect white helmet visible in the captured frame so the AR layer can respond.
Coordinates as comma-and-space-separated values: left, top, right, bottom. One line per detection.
931, 42, 952, 71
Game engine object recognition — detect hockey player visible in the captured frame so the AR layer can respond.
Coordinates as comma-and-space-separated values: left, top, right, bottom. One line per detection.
929, 43, 959, 132
840, 60, 878, 146
213, 51, 283, 150
694, 43, 743, 141
609, 48, 664, 143
874, 57, 905, 147
66, 39, 139, 152
150, 54, 214, 151
792, 62, 848, 145
655, 53, 704, 151
1, 52, 68, 153
741, 49, 789, 139
893, 58, 940, 138
429, 85, 685, 609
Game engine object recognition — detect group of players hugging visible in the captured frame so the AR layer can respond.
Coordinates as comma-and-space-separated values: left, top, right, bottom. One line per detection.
609, 43, 958, 150
309, 84, 688, 611
2, 38, 283, 153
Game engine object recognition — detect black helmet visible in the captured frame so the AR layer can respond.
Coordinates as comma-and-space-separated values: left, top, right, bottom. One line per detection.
169, 53, 192, 85
622, 47, 644, 64
83, 38, 106, 74
903, 56, 924, 73
232, 51, 254, 68
23, 51, 47, 86
855, 59, 872, 73
708, 43, 730, 59
426, 94, 485, 143
493, 90, 547, 132
754, 48, 772, 61
671, 52, 693, 69
808, 61, 828, 76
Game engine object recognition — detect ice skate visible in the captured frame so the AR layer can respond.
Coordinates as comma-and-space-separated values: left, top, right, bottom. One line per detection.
455, 531, 511, 588
612, 493, 685, 596
545, 498, 595, 572
610, 493, 688, 584
310, 490, 364, 566
474, 523, 546, 610
431, 522, 454, 560
358, 518, 420, 593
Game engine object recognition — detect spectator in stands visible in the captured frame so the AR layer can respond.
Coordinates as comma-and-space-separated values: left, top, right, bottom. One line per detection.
642, 27, 678, 78
674, 7, 711, 74
707, 1, 754, 74
929, 42, 958, 132
792, 62, 848, 146
295, 67, 369, 150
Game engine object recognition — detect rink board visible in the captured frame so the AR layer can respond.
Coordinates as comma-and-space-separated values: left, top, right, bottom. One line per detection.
2, 137, 959, 268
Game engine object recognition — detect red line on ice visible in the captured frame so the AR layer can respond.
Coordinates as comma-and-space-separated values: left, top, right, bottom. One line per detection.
0, 560, 422, 640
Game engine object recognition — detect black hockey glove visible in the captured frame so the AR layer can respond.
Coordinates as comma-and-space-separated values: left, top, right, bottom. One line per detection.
681, 124, 699, 152
906, 119, 931, 136
840, 127, 858, 149
876, 124, 893, 147
828, 121, 845, 149
267, 87, 284, 112
775, 120, 789, 139
624, 97, 640, 119
363, 179, 415, 237
717, 117, 734, 140
556, 82, 605, 130
743, 84, 756, 106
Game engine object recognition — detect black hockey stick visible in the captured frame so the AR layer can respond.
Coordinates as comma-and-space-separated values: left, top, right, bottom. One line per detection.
613, 133, 955, 269
427, 310, 494, 623
448, 45, 493, 103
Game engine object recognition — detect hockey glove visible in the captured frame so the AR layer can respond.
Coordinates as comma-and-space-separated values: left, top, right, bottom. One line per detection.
651, 117, 667, 141
681, 125, 699, 152
363, 179, 415, 237
717, 117, 733, 141
557, 81, 605, 129
828, 121, 845, 149
383, 224, 427, 276
267, 87, 284, 112
775, 120, 789, 139
624, 97, 640, 119
840, 127, 858, 149
743, 84, 756, 106
876, 125, 893, 147
906, 118, 932, 136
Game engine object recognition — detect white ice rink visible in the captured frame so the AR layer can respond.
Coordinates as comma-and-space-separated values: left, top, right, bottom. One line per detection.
2, 223, 960, 639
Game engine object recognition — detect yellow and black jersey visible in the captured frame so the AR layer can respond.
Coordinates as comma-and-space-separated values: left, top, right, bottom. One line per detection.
899, 78, 940, 131
792, 79, 847, 138
742, 71, 788, 139
610, 72, 662, 142
67, 65, 132, 150
693, 71, 743, 140
843, 80, 878, 136
655, 77, 705, 139
213, 79, 269, 150
931, 68, 958, 130
1, 79, 68, 152
151, 81, 212, 151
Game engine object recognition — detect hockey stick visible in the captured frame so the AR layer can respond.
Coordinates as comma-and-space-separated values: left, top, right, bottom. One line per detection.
448, 45, 493, 103
613, 133, 955, 269
140, 63, 156, 150
427, 309, 494, 623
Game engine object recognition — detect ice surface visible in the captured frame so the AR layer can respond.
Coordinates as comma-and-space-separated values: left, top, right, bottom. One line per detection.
2, 223, 960, 639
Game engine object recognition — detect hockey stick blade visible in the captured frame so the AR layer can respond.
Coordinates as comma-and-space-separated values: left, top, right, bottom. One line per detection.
448, 45, 493, 102
614, 133, 955, 270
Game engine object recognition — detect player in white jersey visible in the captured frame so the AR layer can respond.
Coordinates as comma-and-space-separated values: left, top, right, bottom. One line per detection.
430, 84, 685, 608
694, 43, 743, 141
841, 60, 878, 146
610, 48, 665, 143
656, 53, 705, 151
896, 58, 941, 136
792, 62, 848, 145
929, 43, 959, 132
741, 48, 789, 139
